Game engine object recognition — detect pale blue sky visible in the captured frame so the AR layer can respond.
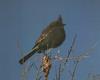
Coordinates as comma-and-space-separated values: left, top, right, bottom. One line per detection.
0, 0, 100, 80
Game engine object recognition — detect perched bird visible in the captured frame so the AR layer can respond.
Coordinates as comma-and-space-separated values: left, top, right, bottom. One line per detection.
19, 15, 66, 64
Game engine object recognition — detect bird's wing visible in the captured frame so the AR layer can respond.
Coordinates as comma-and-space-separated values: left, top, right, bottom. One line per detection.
35, 24, 64, 46
35, 26, 52, 45
34, 20, 63, 47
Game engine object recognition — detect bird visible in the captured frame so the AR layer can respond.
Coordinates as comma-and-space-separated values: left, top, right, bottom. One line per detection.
19, 15, 66, 64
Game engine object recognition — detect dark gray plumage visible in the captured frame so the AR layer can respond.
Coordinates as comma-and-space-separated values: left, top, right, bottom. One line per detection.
19, 15, 66, 64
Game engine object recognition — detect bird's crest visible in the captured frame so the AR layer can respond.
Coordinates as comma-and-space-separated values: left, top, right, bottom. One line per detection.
57, 15, 66, 26
58, 15, 62, 23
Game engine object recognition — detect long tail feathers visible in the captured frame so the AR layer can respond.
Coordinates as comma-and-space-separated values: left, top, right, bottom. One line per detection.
19, 46, 38, 64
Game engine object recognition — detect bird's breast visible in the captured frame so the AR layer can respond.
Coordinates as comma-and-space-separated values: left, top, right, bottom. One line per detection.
44, 27, 65, 48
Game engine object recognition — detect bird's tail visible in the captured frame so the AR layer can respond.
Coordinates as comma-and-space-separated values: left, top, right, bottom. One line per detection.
19, 46, 39, 64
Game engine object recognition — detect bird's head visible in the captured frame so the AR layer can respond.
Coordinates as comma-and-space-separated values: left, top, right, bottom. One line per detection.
49, 15, 66, 27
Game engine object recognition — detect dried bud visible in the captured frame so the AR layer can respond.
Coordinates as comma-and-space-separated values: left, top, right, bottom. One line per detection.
42, 55, 51, 80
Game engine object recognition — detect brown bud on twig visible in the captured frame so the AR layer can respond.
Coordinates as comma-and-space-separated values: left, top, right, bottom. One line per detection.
42, 55, 52, 80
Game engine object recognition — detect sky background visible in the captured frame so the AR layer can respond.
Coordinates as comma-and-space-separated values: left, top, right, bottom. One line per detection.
0, 0, 100, 80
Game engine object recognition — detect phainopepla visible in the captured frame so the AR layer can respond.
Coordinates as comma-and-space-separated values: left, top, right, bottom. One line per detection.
19, 15, 66, 64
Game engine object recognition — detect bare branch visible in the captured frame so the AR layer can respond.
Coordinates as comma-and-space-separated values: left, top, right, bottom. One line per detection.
71, 61, 79, 80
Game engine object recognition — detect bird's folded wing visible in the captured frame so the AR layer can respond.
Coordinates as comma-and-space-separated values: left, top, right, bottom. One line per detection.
35, 26, 63, 46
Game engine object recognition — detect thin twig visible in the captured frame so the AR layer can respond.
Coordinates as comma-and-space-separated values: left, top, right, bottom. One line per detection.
71, 61, 79, 80
35, 66, 42, 80
65, 34, 77, 63
61, 34, 77, 73
58, 64, 61, 80
17, 39, 28, 80
54, 63, 61, 80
